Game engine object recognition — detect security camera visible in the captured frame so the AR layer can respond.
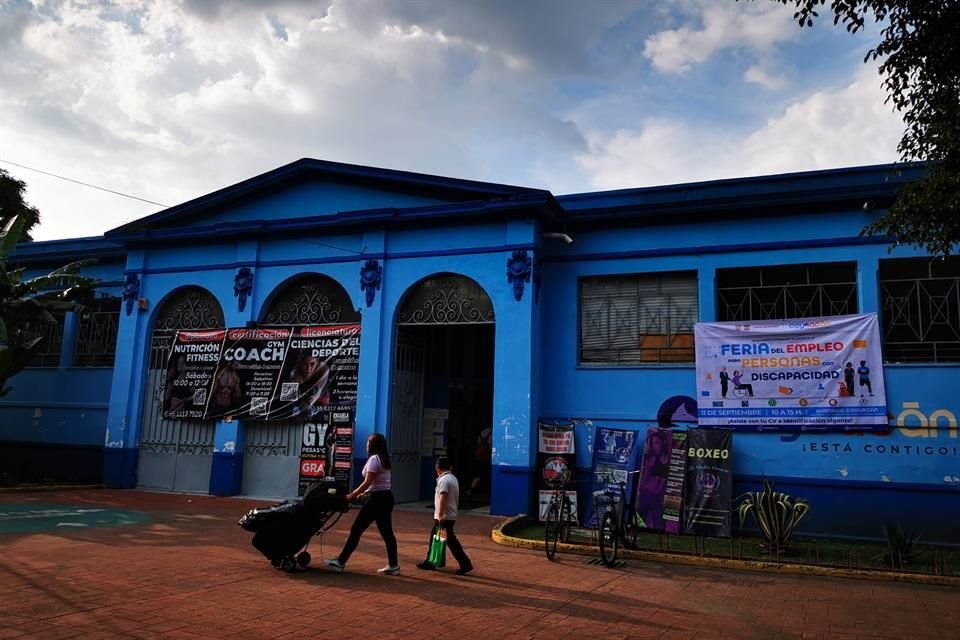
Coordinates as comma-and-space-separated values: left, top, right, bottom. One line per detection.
862, 200, 876, 211
542, 232, 574, 245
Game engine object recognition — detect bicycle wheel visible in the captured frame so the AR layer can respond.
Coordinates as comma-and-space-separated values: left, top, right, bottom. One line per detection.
545, 501, 561, 561
559, 498, 573, 544
599, 509, 620, 567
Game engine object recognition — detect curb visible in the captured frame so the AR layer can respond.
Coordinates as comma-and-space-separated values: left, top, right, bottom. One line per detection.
491, 514, 960, 587
0, 484, 103, 494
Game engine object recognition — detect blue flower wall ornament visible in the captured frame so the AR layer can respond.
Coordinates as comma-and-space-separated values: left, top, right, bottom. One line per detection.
122, 274, 140, 316
506, 249, 532, 302
360, 259, 382, 307
234, 267, 254, 313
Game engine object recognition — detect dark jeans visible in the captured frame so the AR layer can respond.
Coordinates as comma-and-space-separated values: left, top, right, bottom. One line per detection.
424, 519, 472, 570
860, 378, 873, 394
338, 490, 398, 567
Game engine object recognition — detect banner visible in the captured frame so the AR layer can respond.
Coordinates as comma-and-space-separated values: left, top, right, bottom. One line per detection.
161, 323, 361, 422
695, 313, 887, 430
161, 330, 225, 420
683, 429, 733, 537
634, 428, 688, 534
297, 409, 355, 495
536, 421, 577, 522
586, 427, 639, 528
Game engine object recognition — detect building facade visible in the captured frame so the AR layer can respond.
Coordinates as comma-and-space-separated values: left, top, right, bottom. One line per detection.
4, 159, 957, 543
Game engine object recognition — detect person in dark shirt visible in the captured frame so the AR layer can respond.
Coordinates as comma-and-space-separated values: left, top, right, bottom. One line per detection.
858, 360, 873, 396
719, 367, 730, 398
844, 362, 855, 397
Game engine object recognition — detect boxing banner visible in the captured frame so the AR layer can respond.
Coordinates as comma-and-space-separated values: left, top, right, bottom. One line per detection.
683, 429, 733, 537
695, 313, 887, 431
536, 421, 577, 522
634, 428, 688, 534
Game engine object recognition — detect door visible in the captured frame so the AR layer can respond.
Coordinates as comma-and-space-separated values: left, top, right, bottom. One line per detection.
241, 421, 303, 498
389, 333, 425, 503
138, 332, 215, 492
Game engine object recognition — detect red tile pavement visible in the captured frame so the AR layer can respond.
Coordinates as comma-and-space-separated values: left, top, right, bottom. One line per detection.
0, 490, 955, 640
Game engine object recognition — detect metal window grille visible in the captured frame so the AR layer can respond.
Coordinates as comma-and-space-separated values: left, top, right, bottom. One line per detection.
579, 272, 698, 365
262, 274, 359, 325
21, 315, 65, 368
880, 257, 960, 363
74, 297, 121, 367
717, 262, 857, 322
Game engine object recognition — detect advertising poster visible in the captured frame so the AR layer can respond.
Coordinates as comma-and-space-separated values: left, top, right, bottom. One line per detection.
269, 324, 361, 420
695, 313, 887, 431
297, 409, 356, 494
162, 323, 361, 422
161, 329, 225, 420
203, 327, 291, 420
536, 421, 577, 522
683, 429, 733, 537
634, 428, 688, 534
586, 427, 639, 528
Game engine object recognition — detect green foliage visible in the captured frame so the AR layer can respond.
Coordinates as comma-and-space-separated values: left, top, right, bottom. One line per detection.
758, 0, 960, 255
875, 521, 920, 570
0, 216, 96, 396
736, 476, 811, 552
0, 169, 41, 242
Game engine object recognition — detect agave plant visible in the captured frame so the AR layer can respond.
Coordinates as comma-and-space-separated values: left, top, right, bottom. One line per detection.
0, 215, 96, 396
875, 521, 920, 571
736, 476, 810, 552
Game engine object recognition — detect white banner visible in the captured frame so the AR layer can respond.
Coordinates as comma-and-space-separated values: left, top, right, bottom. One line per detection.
695, 314, 887, 428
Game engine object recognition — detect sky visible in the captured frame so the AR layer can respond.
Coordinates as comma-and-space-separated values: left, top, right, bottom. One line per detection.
0, 0, 903, 241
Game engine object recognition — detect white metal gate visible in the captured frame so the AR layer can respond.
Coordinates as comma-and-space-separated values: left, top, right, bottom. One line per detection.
137, 333, 215, 492
389, 334, 425, 503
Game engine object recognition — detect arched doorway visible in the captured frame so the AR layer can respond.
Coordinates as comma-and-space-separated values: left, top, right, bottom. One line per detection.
241, 273, 360, 498
138, 287, 225, 492
391, 275, 495, 506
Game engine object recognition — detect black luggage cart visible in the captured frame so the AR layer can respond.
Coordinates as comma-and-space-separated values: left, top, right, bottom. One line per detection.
239, 480, 349, 572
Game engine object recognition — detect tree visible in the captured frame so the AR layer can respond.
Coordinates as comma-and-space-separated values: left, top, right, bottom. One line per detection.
763, 0, 960, 255
0, 216, 95, 396
0, 169, 41, 242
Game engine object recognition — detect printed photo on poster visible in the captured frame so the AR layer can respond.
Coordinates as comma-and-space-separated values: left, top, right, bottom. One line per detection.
634, 428, 688, 534
586, 427, 639, 528
270, 324, 361, 420
203, 327, 291, 420
161, 330, 225, 420
536, 421, 577, 522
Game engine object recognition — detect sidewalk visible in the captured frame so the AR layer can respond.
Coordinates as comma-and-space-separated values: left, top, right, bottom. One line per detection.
0, 489, 955, 640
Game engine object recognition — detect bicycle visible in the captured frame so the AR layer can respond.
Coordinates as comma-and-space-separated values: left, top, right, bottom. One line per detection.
593, 470, 640, 567
543, 480, 576, 561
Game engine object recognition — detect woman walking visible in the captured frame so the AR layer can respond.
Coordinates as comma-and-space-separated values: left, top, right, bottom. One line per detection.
326, 433, 400, 575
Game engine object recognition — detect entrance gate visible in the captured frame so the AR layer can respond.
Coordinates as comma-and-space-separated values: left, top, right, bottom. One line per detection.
137, 288, 224, 492
241, 274, 359, 498
391, 275, 495, 504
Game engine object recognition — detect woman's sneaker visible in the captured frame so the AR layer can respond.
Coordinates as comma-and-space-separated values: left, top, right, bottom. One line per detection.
377, 565, 400, 576
325, 559, 345, 572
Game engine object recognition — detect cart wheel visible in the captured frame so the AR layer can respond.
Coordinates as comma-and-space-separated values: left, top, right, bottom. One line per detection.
271, 558, 281, 568
296, 551, 312, 567
280, 557, 297, 573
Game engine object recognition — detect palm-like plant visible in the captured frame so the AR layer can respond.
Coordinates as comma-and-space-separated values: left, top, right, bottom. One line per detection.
736, 476, 811, 553
0, 215, 96, 396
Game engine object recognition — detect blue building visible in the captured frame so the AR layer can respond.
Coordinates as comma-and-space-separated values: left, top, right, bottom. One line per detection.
4, 159, 957, 543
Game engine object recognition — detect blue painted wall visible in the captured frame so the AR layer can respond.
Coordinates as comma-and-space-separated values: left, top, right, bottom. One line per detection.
0, 248, 124, 484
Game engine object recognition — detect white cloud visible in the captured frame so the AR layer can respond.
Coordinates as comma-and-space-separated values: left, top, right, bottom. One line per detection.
576, 63, 902, 190
643, 2, 797, 73
744, 64, 787, 90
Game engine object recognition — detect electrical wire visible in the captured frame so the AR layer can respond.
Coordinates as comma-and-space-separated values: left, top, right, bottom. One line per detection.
1, 157, 366, 256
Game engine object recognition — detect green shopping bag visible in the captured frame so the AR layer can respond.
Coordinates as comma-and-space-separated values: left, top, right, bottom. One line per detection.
427, 525, 447, 567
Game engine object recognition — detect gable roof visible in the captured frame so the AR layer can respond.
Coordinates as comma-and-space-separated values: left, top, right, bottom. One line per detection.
108, 157, 551, 235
